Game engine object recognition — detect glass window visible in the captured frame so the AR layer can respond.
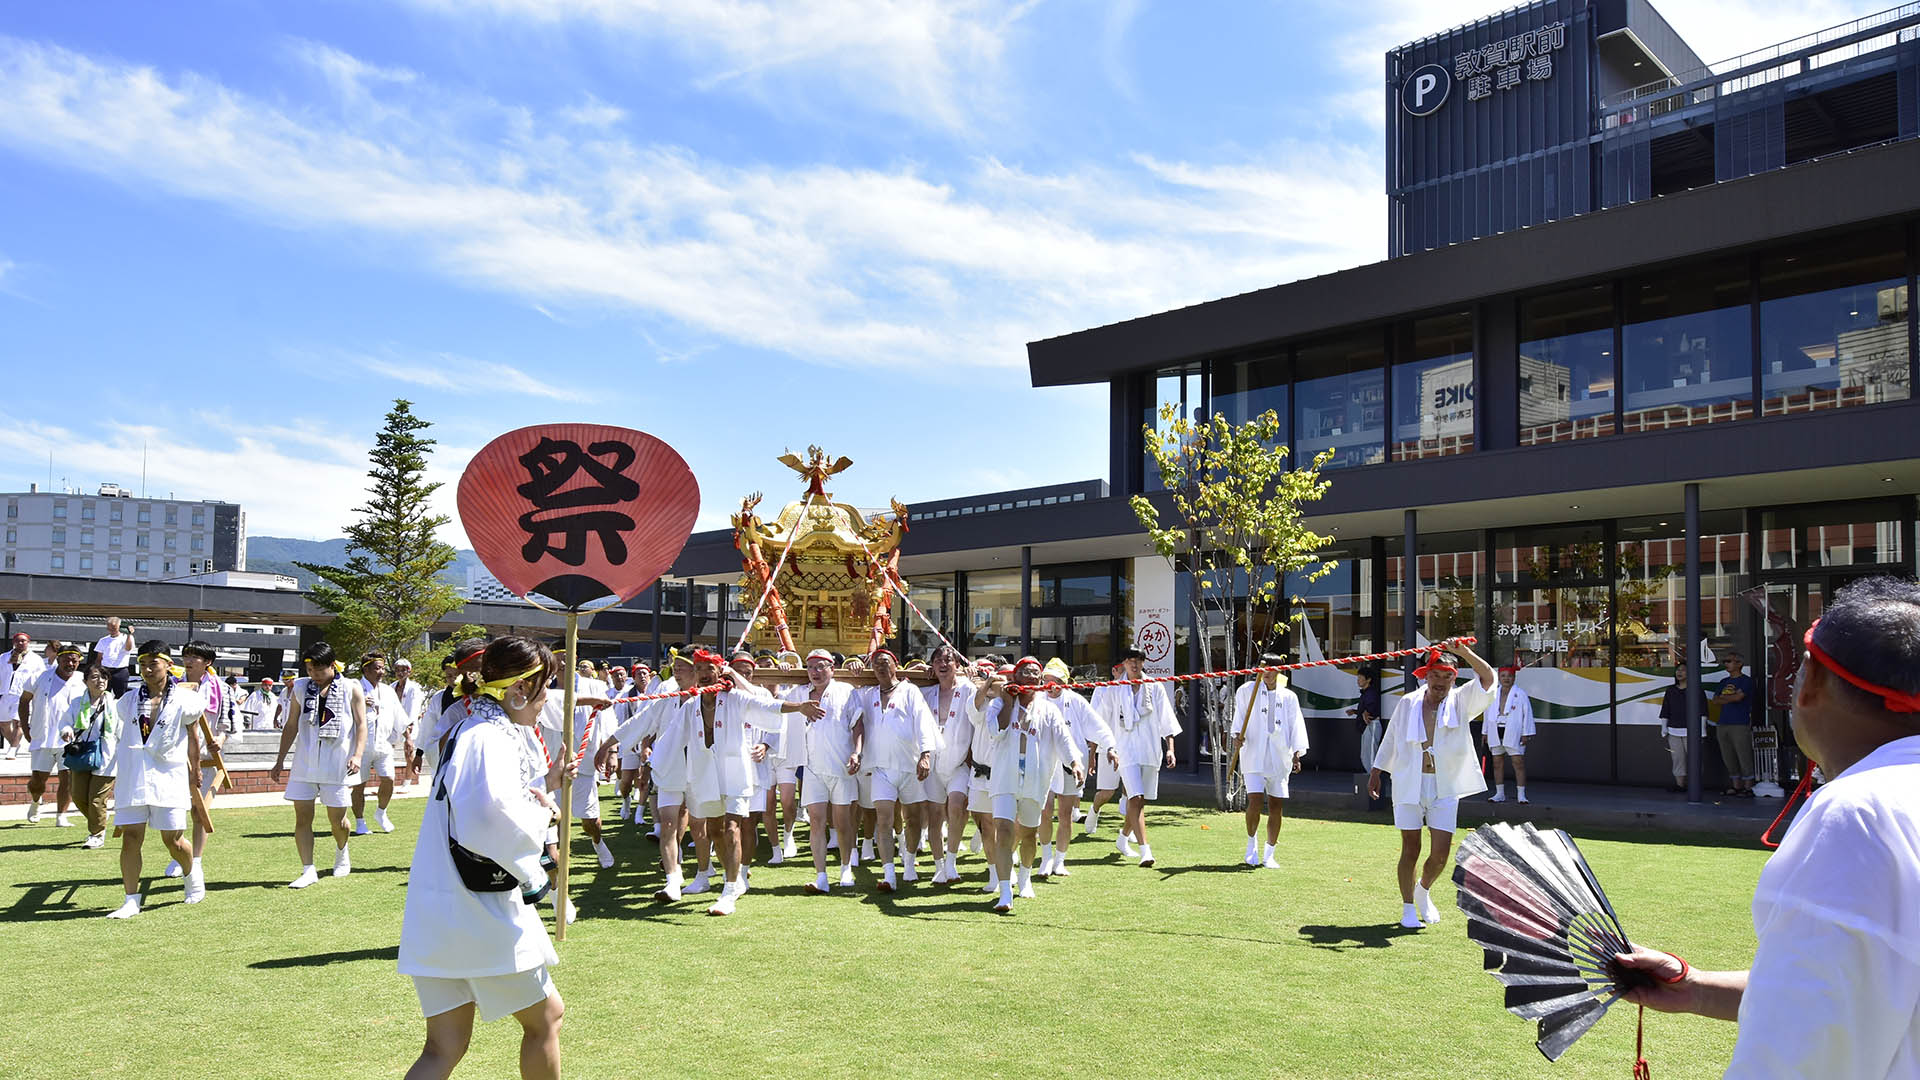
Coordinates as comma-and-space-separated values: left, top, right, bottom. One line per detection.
2, 554, 11, 569
1520, 284, 1616, 444
81, 503, 94, 521
164, 535, 177, 551
78, 555, 92, 572
109, 530, 121, 547
109, 504, 122, 522
136, 534, 149, 550
1492, 523, 1608, 587
1613, 512, 1752, 733
51, 554, 64, 570
1385, 531, 1484, 654
1295, 329, 1386, 471
1757, 499, 1905, 569
1212, 351, 1289, 451
1143, 364, 1205, 491
1287, 543, 1376, 659
899, 575, 955, 659
1759, 233, 1910, 415
1623, 259, 1753, 432
1392, 311, 1475, 460
192, 507, 205, 526
3, 527, 12, 543
5, 499, 15, 518
137, 506, 151, 523
51, 527, 65, 545
135, 557, 148, 573
165, 506, 177, 525
80, 529, 92, 546
163, 560, 174, 574
53, 502, 66, 519
191, 536, 204, 552
964, 569, 1023, 657
1032, 563, 1113, 609
108, 555, 120, 572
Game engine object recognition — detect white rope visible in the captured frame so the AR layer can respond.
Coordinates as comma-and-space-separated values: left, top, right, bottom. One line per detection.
730, 493, 816, 655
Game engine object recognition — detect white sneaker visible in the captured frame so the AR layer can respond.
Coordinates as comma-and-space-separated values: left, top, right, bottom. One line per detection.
1053, 856, 1072, 878
880, 865, 898, 893
164, 859, 183, 878
333, 846, 352, 877
685, 870, 711, 895
1083, 809, 1099, 835
1517, 791, 1529, 804
983, 870, 1000, 894
184, 865, 206, 904
807, 871, 830, 895
994, 882, 1013, 914
616, 797, 629, 820
1400, 902, 1423, 929
354, 818, 371, 836
782, 835, 798, 859
288, 866, 319, 889
83, 832, 105, 849
376, 810, 395, 833
1138, 844, 1155, 868
1262, 844, 1280, 870
595, 840, 614, 868
861, 838, 876, 862
24, 800, 40, 824
967, 833, 982, 854
838, 866, 855, 888
1488, 790, 1506, 804
1116, 833, 1135, 858
708, 884, 738, 916
767, 845, 785, 866
930, 861, 949, 885
1016, 868, 1035, 899
902, 860, 919, 883
1415, 884, 1442, 924
55, 812, 73, 828
1244, 837, 1259, 865
106, 895, 142, 919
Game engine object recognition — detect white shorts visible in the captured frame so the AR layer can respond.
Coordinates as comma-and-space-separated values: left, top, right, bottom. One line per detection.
114, 803, 188, 831
929, 767, 966, 801
804, 770, 855, 808
656, 788, 685, 811
618, 743, 643, 770
413, 967, 555, 1024
1392, 773, 1459, 833
967, 777, 992, 813
1246, 772, 1290, 798
571, 779, 601, 820
774, 764, 799, 787
1488, 743, 1525, 757
1049, 763, 1085, 798
990, 793, 1043, 829
30, 748, 64, 773
862, 767, 913, 807
1095, 752, 1119, 792
285, 780, 352, 808
751, 756, 774, 793
691, 795, 751, 820
362, 753, 395, 779
1121, 764, 1161, 802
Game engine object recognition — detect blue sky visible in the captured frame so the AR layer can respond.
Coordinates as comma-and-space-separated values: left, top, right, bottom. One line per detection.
0, 0, 1845, 542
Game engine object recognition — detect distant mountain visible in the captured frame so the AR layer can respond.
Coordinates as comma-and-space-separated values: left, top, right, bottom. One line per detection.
246, 536, 482, 590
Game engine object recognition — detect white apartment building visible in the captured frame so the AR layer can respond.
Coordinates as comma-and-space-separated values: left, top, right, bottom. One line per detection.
1, 484, 246, 581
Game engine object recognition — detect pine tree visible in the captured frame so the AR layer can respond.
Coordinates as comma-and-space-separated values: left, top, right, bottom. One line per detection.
299, 400, 462, 663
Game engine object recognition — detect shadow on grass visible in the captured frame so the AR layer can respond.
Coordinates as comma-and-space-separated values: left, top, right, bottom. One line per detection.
1152, 862, 1253, 879
1296, 922, 1424, 950
250, 945, 398, 969
905, 911, 1294, 945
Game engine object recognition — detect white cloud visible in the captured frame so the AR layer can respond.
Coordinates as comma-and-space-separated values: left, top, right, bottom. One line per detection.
340, 348, 595, 402
404, 0, 1035, 132
0, 37, 1388, 374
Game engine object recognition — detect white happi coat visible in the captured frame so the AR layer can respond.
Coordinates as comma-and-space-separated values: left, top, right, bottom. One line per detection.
1372, 675, 1493, 803
1487, 685, 1536, 750
0, 650, 45, 726
921, 681, 978, 781
1049, 687, 1115, 769
788, 680, 861, 781
398, 701, 557, 980
980, 694, 1078, 802
1097, 681, 1182, 768
1232, 679, 1308, 779
360, 678, 406, 754
854, 681, 938, 775
287, 676, 365, 786
664, 686, 785, 803
27, 668, 84, 753
113, 681, 207, 810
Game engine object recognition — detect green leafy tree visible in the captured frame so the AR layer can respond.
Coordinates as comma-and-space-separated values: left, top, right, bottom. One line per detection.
299, 400, 463, 663
1130, 405, 1336, 808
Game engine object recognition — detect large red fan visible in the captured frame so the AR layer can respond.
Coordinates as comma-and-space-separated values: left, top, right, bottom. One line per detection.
458, 424, 699, 610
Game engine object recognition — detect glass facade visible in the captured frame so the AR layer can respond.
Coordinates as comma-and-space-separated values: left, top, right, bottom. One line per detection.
1391, 311, 1474, 460
1759, 231, 1911, 415
964, 568, 1022, 657
1623, 259, 1754, 433
1212, 352, 1289, 452
1519, 284, 1616, 444
1294, 330, 1385, 471
1144, 364, 1205, 491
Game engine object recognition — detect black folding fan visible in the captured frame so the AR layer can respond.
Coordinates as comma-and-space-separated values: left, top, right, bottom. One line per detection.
1453, 822, 1656, 1062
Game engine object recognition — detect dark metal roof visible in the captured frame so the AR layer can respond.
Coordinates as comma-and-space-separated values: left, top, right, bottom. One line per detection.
1026, 137, 1920, 387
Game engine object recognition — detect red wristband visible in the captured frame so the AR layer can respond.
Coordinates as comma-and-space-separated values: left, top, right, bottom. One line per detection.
1657, 952, 1690, 984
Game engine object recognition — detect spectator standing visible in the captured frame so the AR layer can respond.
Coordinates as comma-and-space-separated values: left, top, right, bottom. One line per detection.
1658, 665, 1711, 793
93, 616, 135, 696
1715, 651, 1757, 797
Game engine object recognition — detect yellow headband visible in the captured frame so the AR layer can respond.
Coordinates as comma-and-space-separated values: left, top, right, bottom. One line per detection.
476, 666, 545, 701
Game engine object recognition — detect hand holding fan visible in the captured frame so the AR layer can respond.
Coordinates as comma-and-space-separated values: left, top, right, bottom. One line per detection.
1453, 822, 1659, 1063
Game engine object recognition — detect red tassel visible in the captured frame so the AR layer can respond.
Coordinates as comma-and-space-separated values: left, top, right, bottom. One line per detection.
1632, 1005, 1652, 1079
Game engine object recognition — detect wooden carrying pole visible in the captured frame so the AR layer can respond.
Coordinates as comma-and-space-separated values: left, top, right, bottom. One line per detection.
1222, 676, 1263, 781
555, 611, 579, 941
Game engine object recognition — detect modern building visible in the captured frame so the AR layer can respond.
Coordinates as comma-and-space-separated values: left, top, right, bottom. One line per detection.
657, 0, 1920, 793
1, 485, 246, 580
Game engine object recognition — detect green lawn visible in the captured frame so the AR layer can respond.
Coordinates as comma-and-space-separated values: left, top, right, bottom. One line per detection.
1, 798, 1766, 1079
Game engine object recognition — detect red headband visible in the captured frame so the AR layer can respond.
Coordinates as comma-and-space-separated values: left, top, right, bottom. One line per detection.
690, 647, 725, 665
870, 648, 897, 665
1013, 656, 1042, 671
1498, 664, 1522, 673
1413, 649, 1457, 678
1804, 620, 1920, 713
